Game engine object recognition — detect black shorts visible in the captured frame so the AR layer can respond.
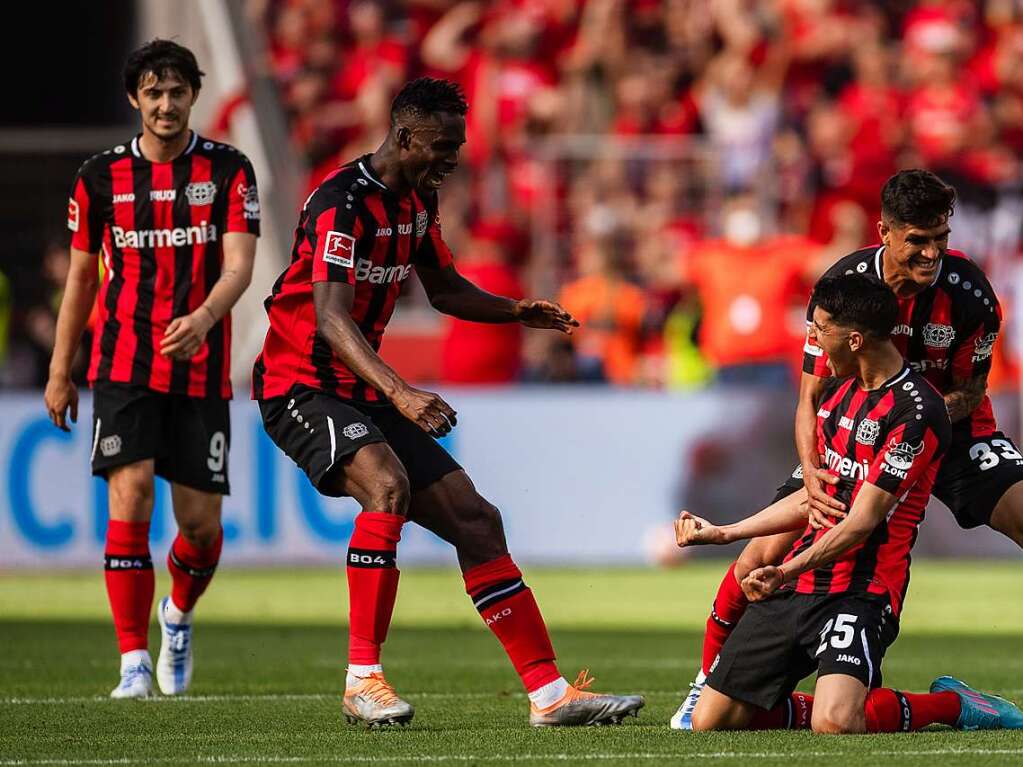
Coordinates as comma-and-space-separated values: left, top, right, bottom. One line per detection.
777, 430, 1023, 529
258, 385, 462, 497
931, 432, 1023, 529
708, 590, 899, 710
91, 381, 231, 494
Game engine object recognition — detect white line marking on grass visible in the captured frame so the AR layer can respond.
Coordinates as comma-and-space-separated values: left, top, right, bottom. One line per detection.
4, 750, 1023, 766
1, 691, 689, 706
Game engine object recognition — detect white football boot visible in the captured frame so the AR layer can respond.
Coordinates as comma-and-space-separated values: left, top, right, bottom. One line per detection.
156, 596, 194, 695
110, 651, 154, 699
669, 670, 706, 730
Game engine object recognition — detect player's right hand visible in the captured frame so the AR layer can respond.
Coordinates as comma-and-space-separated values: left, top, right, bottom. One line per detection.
742, 566, 784, 602
392, 385, 457, 437
44, 374, 79, 432
674, 511, 727, 547
803, 464, 845, 529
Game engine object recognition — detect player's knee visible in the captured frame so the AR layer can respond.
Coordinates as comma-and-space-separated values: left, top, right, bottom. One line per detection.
370, 470, 411, 515
177, 516, 221, 547
689, 704, 720, 732
109, 477, 154, 519
458, 497, 507, 552
811, 704, 865, 735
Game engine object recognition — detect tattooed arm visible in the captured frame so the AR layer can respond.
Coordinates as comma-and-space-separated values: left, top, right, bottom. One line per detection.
945, 373, 988, 423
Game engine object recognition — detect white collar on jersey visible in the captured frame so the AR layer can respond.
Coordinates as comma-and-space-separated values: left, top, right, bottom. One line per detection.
130, 131, 198, 159
874, 244, 943, 287
885, 365, 911, 388
358, 160, 388, 191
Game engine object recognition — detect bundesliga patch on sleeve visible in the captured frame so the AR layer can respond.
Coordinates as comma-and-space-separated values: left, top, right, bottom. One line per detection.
67, 198, 79, 232
323, 230, 355, 268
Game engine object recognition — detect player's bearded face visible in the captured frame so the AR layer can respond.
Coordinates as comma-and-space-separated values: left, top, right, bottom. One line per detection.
881, 217, 950, 289
402, 114, 465, 192
129, 71, 196, 141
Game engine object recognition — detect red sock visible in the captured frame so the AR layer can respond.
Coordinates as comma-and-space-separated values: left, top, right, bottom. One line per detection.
865, 688, 961, 732
104, 520, 154, 654
463, 554, 559, 692
167, 528, 223, 612
702, 562, 749, 675
749, 692, 814, 729
346, 512, 404, 666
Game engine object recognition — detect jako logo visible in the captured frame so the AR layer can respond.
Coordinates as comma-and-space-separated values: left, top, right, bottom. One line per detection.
112, 223, 218, 249
485, 608, 513, 626
354, 258, 413, 284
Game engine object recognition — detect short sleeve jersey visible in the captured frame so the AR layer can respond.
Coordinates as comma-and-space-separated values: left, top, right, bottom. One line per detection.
252, 156, 453, 402
69, 132, 260, 399
785, 366, 950, 615
803, 246, 1001, 443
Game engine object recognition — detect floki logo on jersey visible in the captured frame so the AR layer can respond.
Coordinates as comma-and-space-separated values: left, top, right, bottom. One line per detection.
111, 223, 218, 249
883, 439, 925, 479
973, 332, 998, 363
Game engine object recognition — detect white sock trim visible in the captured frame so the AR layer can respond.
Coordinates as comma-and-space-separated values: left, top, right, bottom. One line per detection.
163, 597, 193, 625
527, 676, 569, 709
346, 664, 383, 687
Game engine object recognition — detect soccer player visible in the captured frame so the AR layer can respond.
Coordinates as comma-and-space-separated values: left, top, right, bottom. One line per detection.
671, 169, 1023, 728
44, 40, 259, 698
252, 77, 644, 727
674, 273, 1023, 734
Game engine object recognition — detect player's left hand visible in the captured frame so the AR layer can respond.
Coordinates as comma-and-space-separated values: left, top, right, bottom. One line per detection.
674, 511, 727, 547
160, 307, 215, 359
742, 566, 785, 602
514, 299, 579, 334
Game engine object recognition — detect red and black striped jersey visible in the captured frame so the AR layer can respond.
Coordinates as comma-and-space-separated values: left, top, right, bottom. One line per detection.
803, 247, 1001, 443
69, 132, 260, 399
785, 365, 949, 615
252, 155, 453, 402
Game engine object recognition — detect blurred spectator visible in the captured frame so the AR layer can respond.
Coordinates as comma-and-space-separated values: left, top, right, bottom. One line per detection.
441, 220, 525, 384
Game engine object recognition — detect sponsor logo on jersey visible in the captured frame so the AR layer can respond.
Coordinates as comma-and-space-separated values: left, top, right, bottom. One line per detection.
376, 223, 413, 237
323, 230, 355, 268
342, 422, 369, 440
884, 438, 925, 474
909, 359, 948, 372
416, 210, 429, 237
67, 198, 79, 232
824, 445, 870, 481
836, 654, 862, 666
354, 258, 414, 285
922, 323, 955, 348
149, 189, 176, 202
239, 183, 260, 220
856, 262, 868, 273
100, 435, 122, 457
111, 223, 218, 249
856, 419, 880, 446
817, 408, 831, 419
839, 416, 856, 431
185, 181, 217, 206
113, 192, 136, 204
892, 324, 913, 337
973, 332, 998, 363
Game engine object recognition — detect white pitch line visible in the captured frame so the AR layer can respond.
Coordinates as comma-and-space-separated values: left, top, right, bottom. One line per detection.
0, 691, 684, 706
4, 750, 1023, 766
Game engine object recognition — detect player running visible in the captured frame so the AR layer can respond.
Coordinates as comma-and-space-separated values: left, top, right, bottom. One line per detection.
671, 169, 1023, 729
44, 40, 260, 698
674, 273, 1023, 733
252, 77, 644, 728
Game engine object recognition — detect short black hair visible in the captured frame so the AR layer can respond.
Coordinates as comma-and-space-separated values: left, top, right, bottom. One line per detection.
811, 273, 898, 339
124, 39, 204, 96
390, 77, 468, 123
881, 169, 956, 229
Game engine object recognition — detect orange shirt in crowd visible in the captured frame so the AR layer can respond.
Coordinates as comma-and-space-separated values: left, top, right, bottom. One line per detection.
686, 236, 815, 370
559, 274, 647, 385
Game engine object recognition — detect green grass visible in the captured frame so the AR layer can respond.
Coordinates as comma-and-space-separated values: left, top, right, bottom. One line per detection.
1, 561, 1022, 766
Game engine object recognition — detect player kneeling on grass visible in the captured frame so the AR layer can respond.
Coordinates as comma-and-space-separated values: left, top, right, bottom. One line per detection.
673, 273, 1023, 734
252, 77, 643, 728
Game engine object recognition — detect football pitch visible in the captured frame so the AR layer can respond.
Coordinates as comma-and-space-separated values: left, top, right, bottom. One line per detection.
2, 561, 1022, 766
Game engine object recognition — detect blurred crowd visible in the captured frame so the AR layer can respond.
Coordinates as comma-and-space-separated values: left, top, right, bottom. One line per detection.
242, 0, 1023, 389
5, 0, 1023, 390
